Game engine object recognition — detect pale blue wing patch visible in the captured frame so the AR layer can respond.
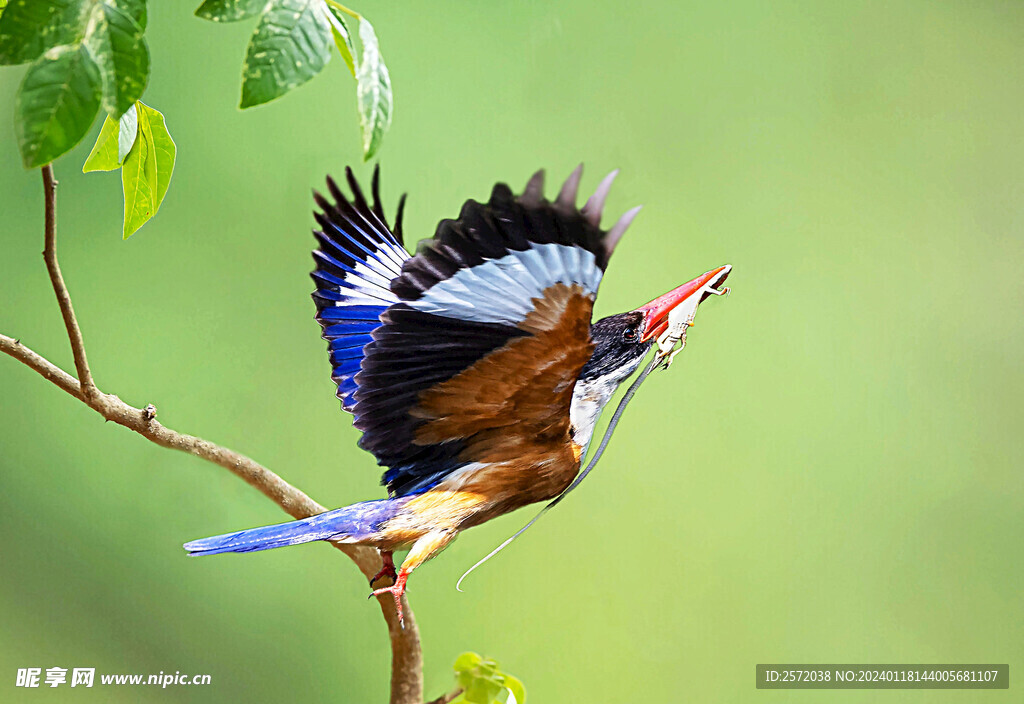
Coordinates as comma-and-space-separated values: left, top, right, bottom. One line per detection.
407, 242, 603, 325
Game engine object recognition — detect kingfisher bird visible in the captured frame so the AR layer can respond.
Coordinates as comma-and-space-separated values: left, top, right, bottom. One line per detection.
185, 165, 730, 620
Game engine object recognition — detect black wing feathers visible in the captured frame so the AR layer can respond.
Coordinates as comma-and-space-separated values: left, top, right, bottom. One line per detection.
390, 181, 608, 301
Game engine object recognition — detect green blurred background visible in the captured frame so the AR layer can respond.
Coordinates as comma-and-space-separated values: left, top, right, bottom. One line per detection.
1, 1, 1021, 701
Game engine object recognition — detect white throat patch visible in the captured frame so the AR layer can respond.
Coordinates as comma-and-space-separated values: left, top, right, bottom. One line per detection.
568, 357, 645, 455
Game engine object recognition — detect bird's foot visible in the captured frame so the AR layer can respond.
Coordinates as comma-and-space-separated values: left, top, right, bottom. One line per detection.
370, 551, 397, 587
369, 572, 409, 626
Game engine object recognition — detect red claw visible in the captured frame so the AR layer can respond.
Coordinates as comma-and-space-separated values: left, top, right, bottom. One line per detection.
370, 571, 409, 625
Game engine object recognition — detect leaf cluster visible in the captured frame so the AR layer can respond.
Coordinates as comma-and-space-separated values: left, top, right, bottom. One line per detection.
195, 0, 392, 159
0, 0, 150, 168
1, 0, 390, 239
451, 652, 527, 704
83, 101, 175, 237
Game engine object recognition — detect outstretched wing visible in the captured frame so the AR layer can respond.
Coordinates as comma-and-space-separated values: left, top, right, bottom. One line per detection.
311, 167, 409, 411
351, 167, 642, 496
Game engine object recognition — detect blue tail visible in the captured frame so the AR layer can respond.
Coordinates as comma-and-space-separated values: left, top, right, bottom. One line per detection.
183, 499, 401, 556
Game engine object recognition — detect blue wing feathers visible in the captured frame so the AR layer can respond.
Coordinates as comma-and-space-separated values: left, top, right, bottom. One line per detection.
331, 358, 362, 376
321, 223, 403, 280
329, 346, 366, 362
326, 333, 375, 350
318, 310, 387, 325
311, 167, 409, 413
336, 377, 358, 399
311, 250, 398, 302
318, 305, 389, 321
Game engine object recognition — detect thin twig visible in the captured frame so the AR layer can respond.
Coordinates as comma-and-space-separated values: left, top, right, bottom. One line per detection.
426, 689, 464, 704
41, 164, 98, 401
1, 168, 424, 704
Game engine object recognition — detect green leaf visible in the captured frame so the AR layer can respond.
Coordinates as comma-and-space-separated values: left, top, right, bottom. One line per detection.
324, 4, 355, 77
110, 0, 147, 31
503, 675, 526, 704
121, 116, 153, 237
137, 101, 173, 211
82, 101, 169, 238
239, 0, 332, 109
84, 1, 149, 117
120, 100, 174, 238
451, 653, 525, 704
82, 113, 120, 171
453, 652, 484, 674
0, 0, 87, 66
118, 101, 137, 161
82, 101, 136, 172
354, 17, 391, 160
195, 0, 266, 23
16, 43, 102, 168
464, 677, 504, 704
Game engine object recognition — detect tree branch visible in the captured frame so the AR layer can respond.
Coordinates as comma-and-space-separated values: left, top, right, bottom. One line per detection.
2, 168, 423, 704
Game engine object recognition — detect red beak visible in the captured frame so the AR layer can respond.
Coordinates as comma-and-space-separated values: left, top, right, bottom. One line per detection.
637, 265, 732, 342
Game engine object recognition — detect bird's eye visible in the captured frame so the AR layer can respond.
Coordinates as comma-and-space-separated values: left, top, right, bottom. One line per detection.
622, 328, 639, 343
